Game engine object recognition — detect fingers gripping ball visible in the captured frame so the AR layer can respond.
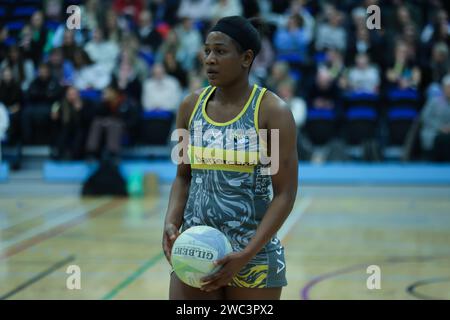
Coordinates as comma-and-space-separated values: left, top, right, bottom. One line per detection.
171, 226, 233, 288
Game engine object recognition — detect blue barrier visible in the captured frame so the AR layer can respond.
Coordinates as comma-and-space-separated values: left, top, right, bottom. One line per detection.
42, 161, 450, 185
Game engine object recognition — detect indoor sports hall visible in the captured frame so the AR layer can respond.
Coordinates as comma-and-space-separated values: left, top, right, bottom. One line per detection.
1, 0, 450, 300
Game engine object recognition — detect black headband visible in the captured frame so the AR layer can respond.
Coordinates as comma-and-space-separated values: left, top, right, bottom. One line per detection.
209, 16, 261, 57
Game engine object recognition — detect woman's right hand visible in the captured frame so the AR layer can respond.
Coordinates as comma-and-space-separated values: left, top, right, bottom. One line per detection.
162, 223, 180, 265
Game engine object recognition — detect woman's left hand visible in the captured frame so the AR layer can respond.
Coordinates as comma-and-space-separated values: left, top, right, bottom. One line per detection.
200, 251, 251, 292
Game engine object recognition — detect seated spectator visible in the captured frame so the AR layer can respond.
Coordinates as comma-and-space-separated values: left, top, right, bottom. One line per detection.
72, 49, 111, 91
177, 0, 213, 21
273, 13, 312, 63
113, 0, 144, 25
0, 67, 23, 169
149, 0, 180, 26
265, 61, 295, 93
51, 86, 91, 160
22, 63, 62, 143
80, 0, 101, 32
211, 0, 243, 21
27, 11, 49, 66
0, 45, 35, 91
46, 48, 75, 86
315, 9, 347, 53
320, 48, 346, 87
110, 47, 148, 103
162, 50, 188, 89
309, 68, 339, 110
276, 80, 306, 130
142, 63, 182, 113
174, 18, 203, 72
60, 29, 81, 63
423, 42, 449, 99
342, 53, 380, 94
420, 75, 450, 162
135, 10, 163, 53
251, 21, 275, 82
86, 85, 138, 160
386, 41, 421, 90
84, 27, 120, 74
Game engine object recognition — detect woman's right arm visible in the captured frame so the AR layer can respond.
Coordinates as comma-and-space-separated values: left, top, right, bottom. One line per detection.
162, 90, 201, 264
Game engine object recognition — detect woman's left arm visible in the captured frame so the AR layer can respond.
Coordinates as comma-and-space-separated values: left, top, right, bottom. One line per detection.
201, 93, 299, 292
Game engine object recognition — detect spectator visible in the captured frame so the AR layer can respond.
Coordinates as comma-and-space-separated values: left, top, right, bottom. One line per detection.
309, 67, 339, 110
386, 41, 421, 90
27, 11, 49, 65
142, 63, 182, 112
321, 48, 346, 87
86, 85, 138, 160
46, 47, 75, 86
342, 53, 380, 94
273, 13, 312, 63
420, 75, 450, 162
72, 49, 111, 91
0, 45, 35, 91
177, 0, 213, 21
162, 50, 188, 89
60, 29, 80, 63
211, 0, 243, 21
315, 9, 347, 52
0, 67, 23, 169
423, 42, 449, 98
251, 24, 275, 82
111, 47, 148, 103
84, 27, 120, 73
22, 63, 62, 143
135, 10, 163, 53
104, 9, 124, 44
174, 18, 203, 72
51, 86, 90, 160
113, 0, 144, 25
80, 0, 102, 32
149, 0, 180, 26
265, 61, 294, 93
276, 80, 306, 130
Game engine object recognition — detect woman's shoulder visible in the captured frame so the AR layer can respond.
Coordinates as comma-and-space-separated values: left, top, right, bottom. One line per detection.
258, 89, 292, 129
177, 87, 209, 128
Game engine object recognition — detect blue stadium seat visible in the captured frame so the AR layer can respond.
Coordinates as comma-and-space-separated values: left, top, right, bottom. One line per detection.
79, 89, 102, 102
13, 6, 38, 17
307, 108, 336, 120
142, 109, 174, 120
276, 53, 304, 64
388, 108, 418, 120
387, 88, 419, 102
345, 91, 379, 102
6, 21, 25, 31
4, 37, 17, 46
46, 21, 62, 31
346, 106, 377, 120
138, 51, 154, 67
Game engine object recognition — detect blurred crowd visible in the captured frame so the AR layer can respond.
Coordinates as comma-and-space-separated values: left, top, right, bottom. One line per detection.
0, 0, 449, 169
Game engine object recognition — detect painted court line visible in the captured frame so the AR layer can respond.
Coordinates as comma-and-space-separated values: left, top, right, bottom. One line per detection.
0, 255, 76, 300
0, 200, 123, 261
0, 201, 110, 251
278, 197, 312, 241
102, 252, 165, 300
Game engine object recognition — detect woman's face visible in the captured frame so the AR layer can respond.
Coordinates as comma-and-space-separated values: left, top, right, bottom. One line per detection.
203, 31, 250, 87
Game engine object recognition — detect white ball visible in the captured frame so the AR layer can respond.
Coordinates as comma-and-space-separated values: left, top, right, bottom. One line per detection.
171, 225, 233, 288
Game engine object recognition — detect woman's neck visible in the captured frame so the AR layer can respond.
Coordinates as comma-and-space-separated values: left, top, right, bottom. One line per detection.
214, 76, 252, 106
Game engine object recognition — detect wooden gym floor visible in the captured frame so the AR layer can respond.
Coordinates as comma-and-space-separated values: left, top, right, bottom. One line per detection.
0, 176, 449, 300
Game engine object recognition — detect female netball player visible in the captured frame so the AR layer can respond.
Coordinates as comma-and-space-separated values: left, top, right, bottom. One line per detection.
162, 16, 298, 300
